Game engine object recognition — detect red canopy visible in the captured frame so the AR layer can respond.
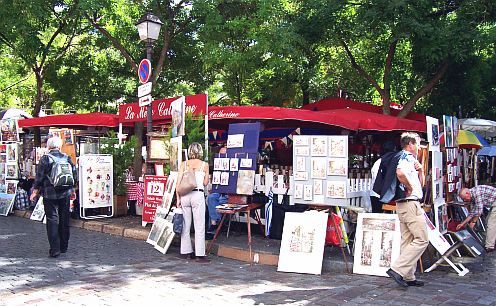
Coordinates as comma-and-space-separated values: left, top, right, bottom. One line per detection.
319, 109, 426, 132
18, 112, 119, 128
208, 106, 426, 132
208, 106, 360, 130
303, 97, 426, 122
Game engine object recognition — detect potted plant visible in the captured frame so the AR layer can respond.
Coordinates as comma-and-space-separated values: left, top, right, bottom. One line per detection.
100, 131, 137, 216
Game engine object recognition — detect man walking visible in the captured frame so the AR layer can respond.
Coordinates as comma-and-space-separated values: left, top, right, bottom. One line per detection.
458, 185, 496, 252
386, 132, 428, 288
30, 137, 77, 258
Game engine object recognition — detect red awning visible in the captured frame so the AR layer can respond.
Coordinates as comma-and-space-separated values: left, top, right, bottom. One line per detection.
318, 109, 426, 132
208, 106, 360, 131
303, 97, 426, 122
18, 112, 119, 128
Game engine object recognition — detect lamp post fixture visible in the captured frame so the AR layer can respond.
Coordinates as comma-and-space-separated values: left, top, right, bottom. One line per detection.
136, 12, 163, 135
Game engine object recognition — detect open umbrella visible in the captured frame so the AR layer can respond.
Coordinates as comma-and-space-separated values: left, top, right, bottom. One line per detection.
477, 146, 496, 157
440, 130, 488, 148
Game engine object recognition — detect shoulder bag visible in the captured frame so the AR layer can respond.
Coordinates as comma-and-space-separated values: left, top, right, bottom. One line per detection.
176, 161, 197, 196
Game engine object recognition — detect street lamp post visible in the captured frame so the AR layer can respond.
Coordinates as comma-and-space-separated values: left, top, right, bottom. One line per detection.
136, 12, 163, 135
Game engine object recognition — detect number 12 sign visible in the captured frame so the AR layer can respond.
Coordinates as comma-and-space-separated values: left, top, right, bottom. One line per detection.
143, 175, 169, 224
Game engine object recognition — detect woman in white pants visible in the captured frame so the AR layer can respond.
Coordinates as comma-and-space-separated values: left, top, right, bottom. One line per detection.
177, 143, 210, 263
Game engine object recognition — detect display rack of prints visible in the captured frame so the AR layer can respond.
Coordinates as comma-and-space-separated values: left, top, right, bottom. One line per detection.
292, 135, 348, 206
353, 213, 401, 276
78, 154, 113, 219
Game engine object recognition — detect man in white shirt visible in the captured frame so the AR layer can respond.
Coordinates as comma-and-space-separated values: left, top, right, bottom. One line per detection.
387, 132, 428, 288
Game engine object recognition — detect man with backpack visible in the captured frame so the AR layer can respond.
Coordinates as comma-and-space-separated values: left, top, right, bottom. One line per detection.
30, 137, 77, 258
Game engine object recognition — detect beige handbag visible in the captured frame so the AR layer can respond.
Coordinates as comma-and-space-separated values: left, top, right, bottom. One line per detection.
176, 161, 197, 196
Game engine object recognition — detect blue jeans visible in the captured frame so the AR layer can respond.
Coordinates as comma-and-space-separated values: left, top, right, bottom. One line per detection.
207, 193, 228, 224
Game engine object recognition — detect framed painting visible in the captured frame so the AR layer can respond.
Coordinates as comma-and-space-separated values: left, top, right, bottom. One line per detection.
30, 197, 45, 221
325, 181, 347, 198
236, 170, 255, 195
293, 135, 309, 146
295, 146, 310, 156
353, 213, 401, 277
329, 137, 347, 157
277, 211, 328, 275
169, 137, 182, 172
154, 214, 176, 254
311, 158, 326, 179
310, 136, 327, 156
327, 158, 347, 176
146, 218, 167, 246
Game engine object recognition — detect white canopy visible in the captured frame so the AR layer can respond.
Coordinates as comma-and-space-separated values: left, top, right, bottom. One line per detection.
459, 118, 496, 138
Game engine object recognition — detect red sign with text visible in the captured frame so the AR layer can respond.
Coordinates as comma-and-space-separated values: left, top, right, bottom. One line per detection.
119, 93, 207, 123
142, 175, 168, 224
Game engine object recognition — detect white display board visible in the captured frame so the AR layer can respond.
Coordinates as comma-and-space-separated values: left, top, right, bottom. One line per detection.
292, 135, 348, 206
277, 211, 327, 275
79, 154, 113, 218
353, 213, 401, 277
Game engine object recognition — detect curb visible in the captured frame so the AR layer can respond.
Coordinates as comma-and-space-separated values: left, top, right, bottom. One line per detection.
12, 210, 150, 242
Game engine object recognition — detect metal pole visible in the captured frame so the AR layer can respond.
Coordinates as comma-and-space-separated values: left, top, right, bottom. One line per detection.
146, 40, 153, 135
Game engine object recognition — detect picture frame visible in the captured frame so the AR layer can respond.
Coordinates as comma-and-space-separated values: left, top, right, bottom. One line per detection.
5, 163, 17, 179
303, 185, 313, 201
295, 146, 310, 156
6, 144, 17, 162
325, 181, 347, 198
353, 213, 401, 277
212, 171, 221, 185
0, 194, 15, 216
240, 158, 252, 168
313, 180, 323, 195
295, 156, 306, 172
293, 136, 309, 146
0, 119, 19, 143
169, 137, 182, 172
327, 158, 347, 176
154, 214, 176, 254
220, 172, 229, 185
30, 197, 45, 221
171, 96, 185, 137
229, 158, 239, 172
310, 158, 326, 179
149, 137, 169, 160
227, 134, 244, 148
294, 183, 303, 199
236, 170, 255, 195
310, 136, 327, 156
277, 211, 328, 275
329, 137, 347, 157
293, 171, 308, 181
146, 217, 167, 246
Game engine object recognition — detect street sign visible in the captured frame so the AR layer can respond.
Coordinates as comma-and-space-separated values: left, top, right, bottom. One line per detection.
138, 59, 152, 84
139, 94, 152, 107
138, 82, 152, 98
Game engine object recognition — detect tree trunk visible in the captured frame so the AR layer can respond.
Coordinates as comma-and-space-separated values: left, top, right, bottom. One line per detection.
133, 122, 144, 179
301, 80, 310, 106
32, 70, 44, 146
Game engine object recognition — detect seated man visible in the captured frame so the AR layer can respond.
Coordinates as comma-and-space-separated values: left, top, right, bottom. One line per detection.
207, 193, 228, 233
458, 185, 496, 252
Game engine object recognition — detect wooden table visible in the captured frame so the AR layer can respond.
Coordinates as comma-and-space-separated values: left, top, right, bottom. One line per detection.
206, 203, 264, 263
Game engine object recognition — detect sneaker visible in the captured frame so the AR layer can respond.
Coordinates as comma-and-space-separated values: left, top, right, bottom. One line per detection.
406, 280, 424, 287
49, 250, 61, 258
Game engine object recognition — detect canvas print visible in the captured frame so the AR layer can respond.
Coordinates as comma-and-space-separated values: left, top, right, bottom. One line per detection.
293, 136, 309, 146
150, 138, 169, 160
146, 218, 168, 246
293, 171, 308, 181
227, 134, 244, 148
294, 183, 303, 199
160, 171, 177, 215
220, 172, 229, 186
171, 96, 185, 137
329, 137, 346, 157
30, 197, 45, 221
229, 158, 239, 172
434, 203, 449, 234
0, 193, 15, 216
6, 180, 17, 195
452, 117, 459, 147
169, 137, 182, 172
212, 171, 221, 184
278, 211, 328, 275
325, 181, 346, 198
6, 163, 17, 179
295, 156, 306, 172
295, 146, 310, 156
327, 158, 347, 176
311, 158, 326, 179
240, 158, 252, 168
213, 158, 222, 170
6, 144, 17, 162
310, 137, 327, 156
220, 158, 230, 171
443, 115, 453, 148
0, 119, 19, 142
236, 170, 255, 195
303, 185, 312, 201
426, 116, 440, 151
353, 213, 401, 276
154, 217, 175, 254
313, 180, 323, 195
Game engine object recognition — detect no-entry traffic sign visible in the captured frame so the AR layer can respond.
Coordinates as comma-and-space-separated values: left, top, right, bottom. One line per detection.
138, 59, 152, 84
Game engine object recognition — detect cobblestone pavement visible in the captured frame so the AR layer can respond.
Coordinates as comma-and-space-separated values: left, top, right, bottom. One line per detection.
1, 217, 495, 306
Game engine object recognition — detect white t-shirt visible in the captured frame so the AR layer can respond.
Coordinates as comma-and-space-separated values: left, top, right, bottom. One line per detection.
396, 150, 422, 200
370, 158, 381, 198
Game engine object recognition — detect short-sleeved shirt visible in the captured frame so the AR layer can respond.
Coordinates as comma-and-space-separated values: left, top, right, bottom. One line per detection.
396, 150, 422, 200
468, 185, 496, 216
